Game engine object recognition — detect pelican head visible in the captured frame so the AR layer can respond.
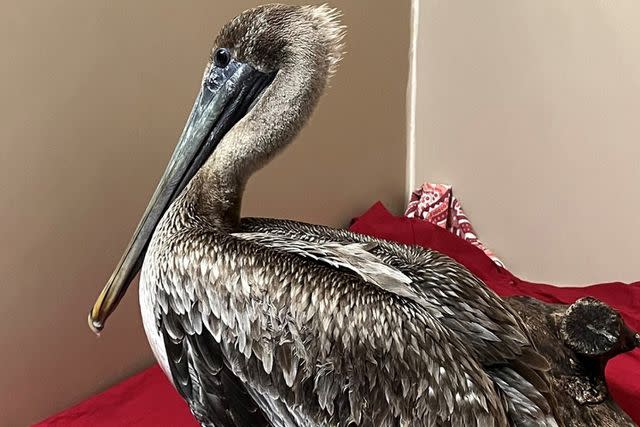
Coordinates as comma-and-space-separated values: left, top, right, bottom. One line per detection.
89, 4, 344, 333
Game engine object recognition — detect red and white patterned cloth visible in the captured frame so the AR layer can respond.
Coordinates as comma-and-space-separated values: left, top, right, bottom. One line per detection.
405, 183, 505, 267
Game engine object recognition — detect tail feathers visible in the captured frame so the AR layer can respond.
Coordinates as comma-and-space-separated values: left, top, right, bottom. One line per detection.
488, 367, 558, 427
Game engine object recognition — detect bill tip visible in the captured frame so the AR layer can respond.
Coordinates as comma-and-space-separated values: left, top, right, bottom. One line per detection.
88, 313, 104, 335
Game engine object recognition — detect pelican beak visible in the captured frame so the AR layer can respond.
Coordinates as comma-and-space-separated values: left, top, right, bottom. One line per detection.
89, 60, 274, 334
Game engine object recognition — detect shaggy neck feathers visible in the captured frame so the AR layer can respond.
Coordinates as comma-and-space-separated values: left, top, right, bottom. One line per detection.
182, 6, 344, 231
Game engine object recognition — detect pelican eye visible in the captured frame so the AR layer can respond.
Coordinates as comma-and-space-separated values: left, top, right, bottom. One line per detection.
214, 48, 231, 68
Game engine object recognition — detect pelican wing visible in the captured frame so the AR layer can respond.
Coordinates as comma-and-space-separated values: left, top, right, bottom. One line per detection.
160, 311, 271, 427
238, 218, 537, 362
232, 232, 416, 299
156, 230, 508, 426
239, 218, 558, 426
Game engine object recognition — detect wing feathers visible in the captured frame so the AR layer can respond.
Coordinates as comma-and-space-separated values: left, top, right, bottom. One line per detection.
238, 217, 557, 425
160, 309, 270, 427
158, 230, 508, 426
232, 232, 416, 301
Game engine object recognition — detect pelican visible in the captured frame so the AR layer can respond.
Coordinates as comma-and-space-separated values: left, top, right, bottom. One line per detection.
89, 4, 559, 426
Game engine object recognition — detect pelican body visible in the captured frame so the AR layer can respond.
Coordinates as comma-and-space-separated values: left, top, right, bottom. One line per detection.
90, 5, 559, 426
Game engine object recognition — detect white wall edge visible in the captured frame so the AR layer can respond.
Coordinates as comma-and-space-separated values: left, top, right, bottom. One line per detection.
405, 0, 419, 203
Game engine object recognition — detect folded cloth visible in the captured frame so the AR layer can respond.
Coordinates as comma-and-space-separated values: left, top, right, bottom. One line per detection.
406, 183, 505, 267
352, 202, 640, 424
35, 202, 639, 426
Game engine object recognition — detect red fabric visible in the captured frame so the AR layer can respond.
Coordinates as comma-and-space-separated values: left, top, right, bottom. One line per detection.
405, 182, 505, 267
34, 365, 198, 427
36, 201, 639, 425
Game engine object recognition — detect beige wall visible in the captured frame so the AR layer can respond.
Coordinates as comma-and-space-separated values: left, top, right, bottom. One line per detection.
0, 1, 408, 425
413, 0, 640, 285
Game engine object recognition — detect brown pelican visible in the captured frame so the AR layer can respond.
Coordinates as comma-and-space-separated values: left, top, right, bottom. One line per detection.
89, 4, 558, 426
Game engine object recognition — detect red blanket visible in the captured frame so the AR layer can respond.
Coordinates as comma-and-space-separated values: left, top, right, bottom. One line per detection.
36, 202, 639, 426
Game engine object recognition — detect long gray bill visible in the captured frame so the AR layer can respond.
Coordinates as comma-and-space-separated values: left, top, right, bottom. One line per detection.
89, 60, 273, 333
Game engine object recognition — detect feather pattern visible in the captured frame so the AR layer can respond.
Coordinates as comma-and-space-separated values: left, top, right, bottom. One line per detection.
239, 217, 559, 427
160, 309, 271, 427
142, 218, 510, 426
232, 232, 416, 300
